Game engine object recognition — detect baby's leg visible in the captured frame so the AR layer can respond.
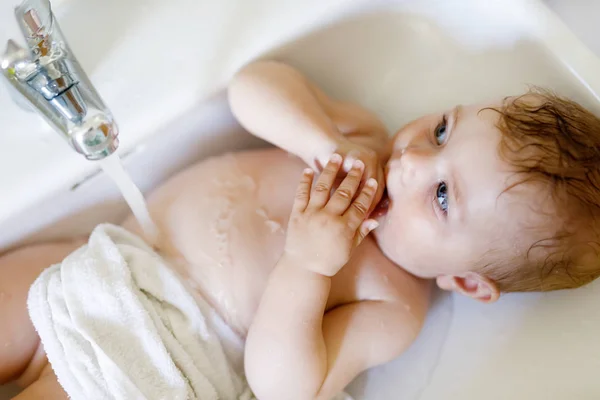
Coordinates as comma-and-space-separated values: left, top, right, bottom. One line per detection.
0, 240, 83, 387
11, 364, 67, 400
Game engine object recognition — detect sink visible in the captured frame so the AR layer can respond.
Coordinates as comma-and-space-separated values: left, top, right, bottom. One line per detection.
0, 0, 357, 236
3, 0, 600, 250
2, 0, 600, 399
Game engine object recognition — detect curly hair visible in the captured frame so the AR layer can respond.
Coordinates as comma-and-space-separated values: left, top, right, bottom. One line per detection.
480, 88, 600, 292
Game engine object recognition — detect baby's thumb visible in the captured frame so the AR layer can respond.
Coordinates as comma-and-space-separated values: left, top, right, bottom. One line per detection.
354, 219, 379, 247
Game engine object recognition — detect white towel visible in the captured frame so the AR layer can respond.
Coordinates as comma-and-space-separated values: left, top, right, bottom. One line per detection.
27, 224, 254, 400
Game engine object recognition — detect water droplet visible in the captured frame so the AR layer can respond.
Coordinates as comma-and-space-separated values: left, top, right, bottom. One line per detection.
265, 220, 282, 233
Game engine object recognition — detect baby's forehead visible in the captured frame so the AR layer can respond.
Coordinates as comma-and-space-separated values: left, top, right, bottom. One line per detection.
458, 185, 551, 269
460, 93, 545, 127
451, 105, 548, 222
449, 103, 504, 145
460, 100, 503, 121
476, 176, 556, 239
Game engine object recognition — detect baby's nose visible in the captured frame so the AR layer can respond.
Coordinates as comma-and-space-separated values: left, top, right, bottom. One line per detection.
398, 148, 433, 188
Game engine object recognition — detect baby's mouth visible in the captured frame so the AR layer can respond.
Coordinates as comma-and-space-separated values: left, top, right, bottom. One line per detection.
371, 189, 390, 218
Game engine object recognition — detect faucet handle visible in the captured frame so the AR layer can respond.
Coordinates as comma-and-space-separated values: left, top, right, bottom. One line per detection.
2, 0, 120, 160
15, 0, 54, 58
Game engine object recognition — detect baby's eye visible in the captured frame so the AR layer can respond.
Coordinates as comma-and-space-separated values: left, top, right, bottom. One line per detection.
434, 116, 448, 146
436, 182, 449, 213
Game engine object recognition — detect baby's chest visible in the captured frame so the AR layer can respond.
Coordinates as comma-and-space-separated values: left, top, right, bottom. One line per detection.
144, 150, 425, 332
157, 159, 296, 270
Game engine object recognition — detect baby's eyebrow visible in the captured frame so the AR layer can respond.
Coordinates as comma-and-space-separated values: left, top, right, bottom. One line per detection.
450, 106, 466, 223
452, 105, 463, 129
450, 169, 465, 223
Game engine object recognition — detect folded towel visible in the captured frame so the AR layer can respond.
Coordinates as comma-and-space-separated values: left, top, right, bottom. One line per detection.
27, 224, 253, 400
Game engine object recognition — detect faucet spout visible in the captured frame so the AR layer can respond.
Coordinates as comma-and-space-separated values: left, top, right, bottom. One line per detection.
1, 0, 119, 160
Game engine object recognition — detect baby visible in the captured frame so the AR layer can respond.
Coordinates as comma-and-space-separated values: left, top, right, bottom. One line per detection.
1, 60, 600, 400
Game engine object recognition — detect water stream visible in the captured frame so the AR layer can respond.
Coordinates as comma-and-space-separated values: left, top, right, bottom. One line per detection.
99, 154, 159, 245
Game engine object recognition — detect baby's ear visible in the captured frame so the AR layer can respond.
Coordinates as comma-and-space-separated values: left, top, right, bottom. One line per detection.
436, 273, 500, 303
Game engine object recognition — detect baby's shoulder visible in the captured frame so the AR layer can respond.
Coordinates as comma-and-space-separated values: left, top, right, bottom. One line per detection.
334, 238, 432, 321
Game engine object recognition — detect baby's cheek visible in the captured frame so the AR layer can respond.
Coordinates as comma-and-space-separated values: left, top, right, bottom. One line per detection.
384, 216, 435, 266
385, 164, 403, 198
374, 219, 406, 264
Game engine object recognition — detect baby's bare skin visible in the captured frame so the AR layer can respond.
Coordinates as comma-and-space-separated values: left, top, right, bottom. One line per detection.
0, 62, 431, 399
0, 242, 79, 398
123, 150, 427, 338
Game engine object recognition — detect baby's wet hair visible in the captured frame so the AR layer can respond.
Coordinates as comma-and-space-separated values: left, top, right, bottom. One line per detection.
480, 88, 600, 292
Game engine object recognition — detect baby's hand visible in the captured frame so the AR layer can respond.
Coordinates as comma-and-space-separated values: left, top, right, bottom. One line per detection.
284, 154, 379, 277
333, 139, 386, 211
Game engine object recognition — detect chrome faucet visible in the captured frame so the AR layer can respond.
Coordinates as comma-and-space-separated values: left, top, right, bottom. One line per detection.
1, 0, 119, 160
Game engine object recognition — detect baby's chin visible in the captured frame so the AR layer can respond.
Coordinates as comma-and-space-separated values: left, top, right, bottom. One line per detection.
370, 217, 427, 278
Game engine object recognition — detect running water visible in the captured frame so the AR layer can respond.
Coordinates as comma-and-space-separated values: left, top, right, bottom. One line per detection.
99, 155, 160, 245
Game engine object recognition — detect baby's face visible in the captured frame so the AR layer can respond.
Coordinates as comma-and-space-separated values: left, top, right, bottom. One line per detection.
374, 101, 539, 278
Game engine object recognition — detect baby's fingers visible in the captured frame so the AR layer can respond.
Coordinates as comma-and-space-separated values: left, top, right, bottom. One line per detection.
345, 178, 378, 230
292, 169, 314, 213
309, 154, 342, 209
326, 160, 364, 215
354, 219, 380, 247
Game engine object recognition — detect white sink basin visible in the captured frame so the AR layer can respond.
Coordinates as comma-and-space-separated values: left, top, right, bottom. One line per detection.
2, 0, 600, 399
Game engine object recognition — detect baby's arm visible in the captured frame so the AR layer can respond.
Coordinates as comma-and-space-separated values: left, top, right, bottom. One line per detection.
228, 61, 388, 205
245, 157, 421, 400
228, 60, 388, 166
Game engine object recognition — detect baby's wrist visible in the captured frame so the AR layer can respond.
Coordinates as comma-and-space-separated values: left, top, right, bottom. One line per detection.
306, 135, 348, 170
279, 251, 333, 278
